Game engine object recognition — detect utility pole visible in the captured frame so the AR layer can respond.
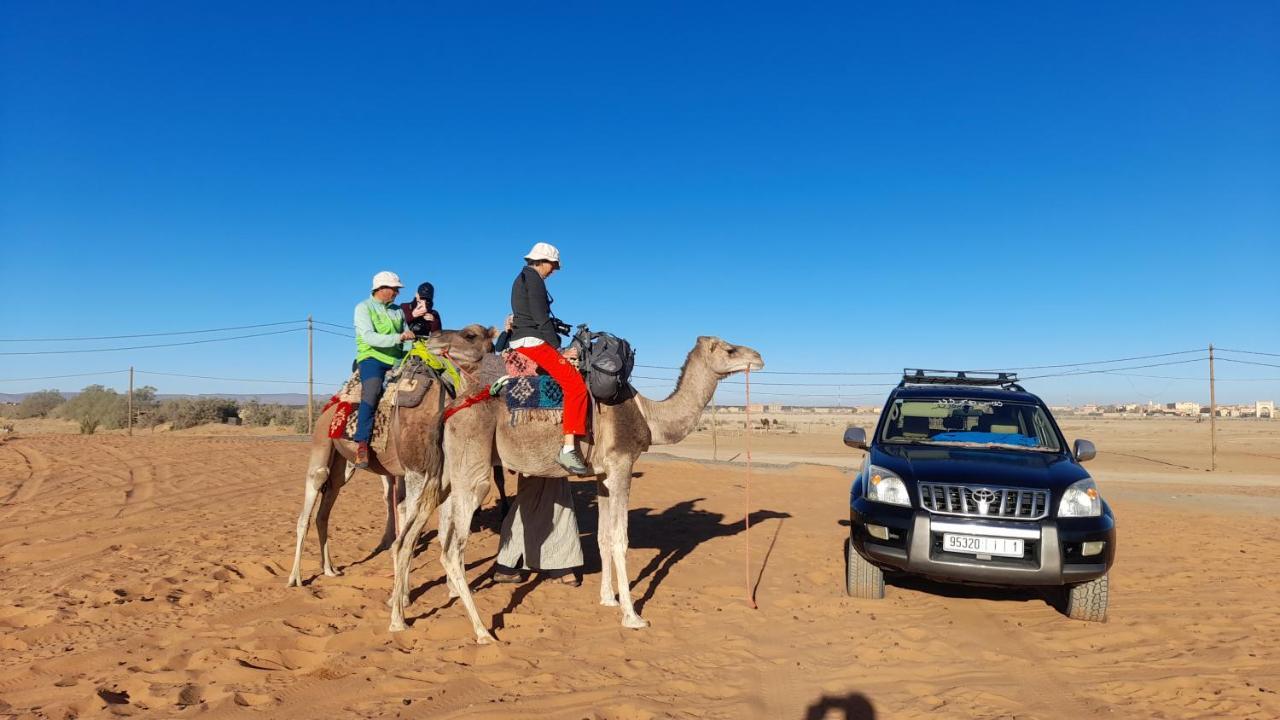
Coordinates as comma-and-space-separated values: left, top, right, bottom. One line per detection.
1208, 343, 1217, 471
710, 396, 718, 461
128, 366, 134, 437
307, 315, 315, 433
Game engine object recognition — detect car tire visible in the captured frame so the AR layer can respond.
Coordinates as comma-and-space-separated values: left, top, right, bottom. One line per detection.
844, 538, 885, 599
1065, 573, 1109, 622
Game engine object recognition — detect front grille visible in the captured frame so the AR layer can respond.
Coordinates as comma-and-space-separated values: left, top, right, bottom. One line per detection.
918, 483, 1049, 521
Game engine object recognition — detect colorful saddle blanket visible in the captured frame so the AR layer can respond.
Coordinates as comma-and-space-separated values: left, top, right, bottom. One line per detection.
500, 350, 564, 425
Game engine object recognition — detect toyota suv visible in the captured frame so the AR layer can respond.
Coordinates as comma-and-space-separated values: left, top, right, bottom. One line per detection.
842, 370, 1116, 621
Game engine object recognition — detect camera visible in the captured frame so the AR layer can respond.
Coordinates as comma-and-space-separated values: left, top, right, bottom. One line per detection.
552, 318, 572, 336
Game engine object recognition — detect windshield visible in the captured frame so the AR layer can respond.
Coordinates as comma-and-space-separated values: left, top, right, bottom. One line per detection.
880, 397, 1062, 452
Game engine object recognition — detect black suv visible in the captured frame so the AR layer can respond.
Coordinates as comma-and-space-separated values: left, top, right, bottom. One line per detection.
843, 370, 1116, 621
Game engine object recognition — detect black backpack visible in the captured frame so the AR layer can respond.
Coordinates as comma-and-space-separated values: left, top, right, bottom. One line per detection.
571, 325, 636, 405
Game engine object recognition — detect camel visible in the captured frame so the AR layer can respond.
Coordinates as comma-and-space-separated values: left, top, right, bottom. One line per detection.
284, 353, 494, 641
429, 326, 764, 633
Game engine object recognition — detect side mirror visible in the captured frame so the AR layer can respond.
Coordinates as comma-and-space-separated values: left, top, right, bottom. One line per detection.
1073, 439, 1096, 463
843, 426, 868, 451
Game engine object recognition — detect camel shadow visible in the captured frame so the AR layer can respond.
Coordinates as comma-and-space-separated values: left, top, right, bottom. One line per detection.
570, 485, 791, 614
803, 692, 876, 719
336, 528, 438, 575
407, 552, 499, 606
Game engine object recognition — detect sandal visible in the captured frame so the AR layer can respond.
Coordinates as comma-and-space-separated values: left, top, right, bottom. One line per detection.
558, 575, 581, 587
492, 569, 524, 584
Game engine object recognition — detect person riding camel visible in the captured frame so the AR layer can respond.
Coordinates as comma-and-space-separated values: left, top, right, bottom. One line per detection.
400, 282, 443, 339
508, 243, 589, 475
352, 271, 415, 468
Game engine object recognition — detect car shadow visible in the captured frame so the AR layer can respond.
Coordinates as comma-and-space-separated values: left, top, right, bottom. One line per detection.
886, 573, 1062, 612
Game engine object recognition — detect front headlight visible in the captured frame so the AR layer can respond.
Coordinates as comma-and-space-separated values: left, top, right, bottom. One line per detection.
1058, 478, 1102, 518
865, 465, 911, 507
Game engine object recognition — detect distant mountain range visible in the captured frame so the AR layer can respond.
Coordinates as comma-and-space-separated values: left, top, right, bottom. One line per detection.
0, 391, 317, 406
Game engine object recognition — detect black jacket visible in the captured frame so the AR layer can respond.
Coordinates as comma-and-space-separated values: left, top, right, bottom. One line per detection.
509, 266, 561, 347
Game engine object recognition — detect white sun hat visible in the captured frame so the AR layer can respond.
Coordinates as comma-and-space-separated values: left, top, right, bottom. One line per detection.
524, 242, 561, 266
371, 270, 404, 290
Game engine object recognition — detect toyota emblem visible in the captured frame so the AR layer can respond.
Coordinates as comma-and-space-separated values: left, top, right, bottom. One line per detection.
971, 488, 996, 515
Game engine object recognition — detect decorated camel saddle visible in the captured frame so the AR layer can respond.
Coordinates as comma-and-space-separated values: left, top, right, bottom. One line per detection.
498, 350, 566, 426
321, 345, 459, 451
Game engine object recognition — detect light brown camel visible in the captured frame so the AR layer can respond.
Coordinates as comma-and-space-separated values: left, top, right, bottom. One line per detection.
284, 359, 493, 640
429, 327, 764, 633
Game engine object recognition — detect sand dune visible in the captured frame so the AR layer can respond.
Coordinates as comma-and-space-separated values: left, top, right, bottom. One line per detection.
0, 419, 1278, 719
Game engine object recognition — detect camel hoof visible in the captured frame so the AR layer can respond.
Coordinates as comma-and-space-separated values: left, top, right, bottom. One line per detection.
389, 620, 407, 633
622, 615, 649, 630
600, 597, 619, 607
475, 632, 495, 645
286, 575, 301, 587
323, 568, 341, 578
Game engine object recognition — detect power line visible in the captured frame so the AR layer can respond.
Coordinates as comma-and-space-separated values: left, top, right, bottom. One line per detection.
0, 320, 304, 343
629, 374, 895, 388
1021, 357, 1207, 380
135, 370, 347, 386
634, 363, 897, 376
0, 328, 306, 356
1217, 357, 1280, 370
1217, 348, 1280, 358
976, 349, 1205, 372
1098, 370, 1280, 382
0, 370, 129, 383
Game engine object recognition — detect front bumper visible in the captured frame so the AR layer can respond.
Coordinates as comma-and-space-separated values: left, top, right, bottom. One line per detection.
850, 499, 1116, 586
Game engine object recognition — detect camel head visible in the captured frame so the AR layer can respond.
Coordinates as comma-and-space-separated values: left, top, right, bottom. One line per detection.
428, 324, 498, 367
694, 336, 765, 377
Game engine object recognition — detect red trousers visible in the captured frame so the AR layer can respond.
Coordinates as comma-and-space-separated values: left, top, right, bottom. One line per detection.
515, 343, 588, 436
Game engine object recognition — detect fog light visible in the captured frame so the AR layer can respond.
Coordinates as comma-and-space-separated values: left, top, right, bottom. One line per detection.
867, 524, 890, 540
1082, 541, 1106, 557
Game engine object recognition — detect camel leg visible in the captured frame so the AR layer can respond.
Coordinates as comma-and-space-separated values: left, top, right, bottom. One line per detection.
438, 479, 496, 644
439, 460, 492, 599
493, 465, 510, 517
315, 455, 349, 577
389, 471, 442, 632
376, 473, 398, 552
287, 444, 333, 587
603, 464, 647, 629
596, 477, 618, 607
387, 474, 417, 608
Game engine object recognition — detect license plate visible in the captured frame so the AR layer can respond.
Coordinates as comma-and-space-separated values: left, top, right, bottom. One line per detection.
943, 533, 1024, 558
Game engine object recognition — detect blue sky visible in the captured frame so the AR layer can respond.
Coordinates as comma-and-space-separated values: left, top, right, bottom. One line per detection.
2, 2, 1277, 405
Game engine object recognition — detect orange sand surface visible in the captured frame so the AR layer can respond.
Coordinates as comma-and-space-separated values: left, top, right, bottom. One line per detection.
1, 419, 1278, 719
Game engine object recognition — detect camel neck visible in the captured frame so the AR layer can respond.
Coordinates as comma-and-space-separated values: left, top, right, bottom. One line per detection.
639, 348, 720, 445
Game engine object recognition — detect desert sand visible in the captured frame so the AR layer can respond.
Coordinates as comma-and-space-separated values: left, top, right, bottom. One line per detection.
1, 415, 1278, 719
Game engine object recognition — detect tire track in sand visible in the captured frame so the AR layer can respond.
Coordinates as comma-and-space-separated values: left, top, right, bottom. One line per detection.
0, 442, 51, 521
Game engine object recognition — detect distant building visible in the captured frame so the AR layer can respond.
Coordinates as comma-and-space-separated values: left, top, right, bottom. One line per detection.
1174, 402, 1202, 416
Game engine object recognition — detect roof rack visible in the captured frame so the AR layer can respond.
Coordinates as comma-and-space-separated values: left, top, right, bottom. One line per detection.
900, 369, 1024, 391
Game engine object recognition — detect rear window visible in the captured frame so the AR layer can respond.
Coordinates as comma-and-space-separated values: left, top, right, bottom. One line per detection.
880, 397, 1062, 452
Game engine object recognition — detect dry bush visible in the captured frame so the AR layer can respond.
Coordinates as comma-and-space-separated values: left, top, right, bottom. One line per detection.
156, 397, 239, 430
15, 389, 66, 419
57, 385, 126, 430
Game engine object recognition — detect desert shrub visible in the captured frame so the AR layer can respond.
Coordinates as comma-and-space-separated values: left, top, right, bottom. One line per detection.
130, 386, 160, 427
238, 400, 272, 427
15, 389, 66, 419
239, 401, 309, 431
58, 385, 127, 430
157, 397, 239, 429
